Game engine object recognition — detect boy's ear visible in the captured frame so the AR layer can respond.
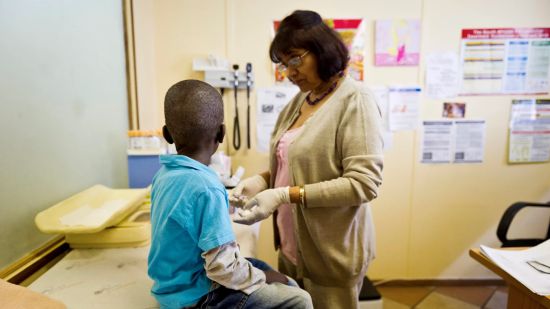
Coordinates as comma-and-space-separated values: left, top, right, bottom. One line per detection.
216, 124, 225, 143
162, 125, 174, 144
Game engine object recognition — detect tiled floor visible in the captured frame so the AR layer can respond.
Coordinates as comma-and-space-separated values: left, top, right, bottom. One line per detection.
376, 285, 508, 308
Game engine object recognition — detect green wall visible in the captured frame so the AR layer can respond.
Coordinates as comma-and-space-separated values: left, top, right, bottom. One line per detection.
0, 0, 129, 268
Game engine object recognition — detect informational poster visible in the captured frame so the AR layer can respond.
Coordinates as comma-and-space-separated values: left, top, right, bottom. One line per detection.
273, 19, 366, 82
421, 121, 453, 163
255, 86, 300, 152
509, 99, 550, 163
425, 52, 460, 98
460, 28, 550, 95
370, 85, 392, 149
375, 19, 421, 66
453, 120, 486, 163
388, 86, 422, 131
421, 120, 486, 164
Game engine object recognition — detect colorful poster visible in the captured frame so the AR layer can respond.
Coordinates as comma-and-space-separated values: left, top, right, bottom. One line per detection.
442, 102, 466, 119
460, 28, 550, 95
375, 19, 421, 66
508, 99, 550, 163
273, 19, 366, 82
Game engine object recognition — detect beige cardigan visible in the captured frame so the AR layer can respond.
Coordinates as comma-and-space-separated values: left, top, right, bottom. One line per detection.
269, 77, 384, 287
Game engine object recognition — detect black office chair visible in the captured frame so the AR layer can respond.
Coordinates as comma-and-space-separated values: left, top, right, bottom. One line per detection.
359, 276, 381, 303
497, 201, 550, 247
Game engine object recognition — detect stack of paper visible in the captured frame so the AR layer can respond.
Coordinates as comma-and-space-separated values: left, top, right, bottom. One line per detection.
527, 256, 550, 274
480, 239, 550, 295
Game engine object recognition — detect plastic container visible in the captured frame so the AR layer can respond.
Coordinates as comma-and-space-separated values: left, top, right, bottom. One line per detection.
127, 130, 145, 150
128, 154, 162, 188
128, 129, 166, 153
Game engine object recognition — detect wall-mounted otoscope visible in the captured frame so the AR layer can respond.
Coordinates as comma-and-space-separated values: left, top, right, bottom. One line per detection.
246, 63, 252, 149
232, 64, 241, 150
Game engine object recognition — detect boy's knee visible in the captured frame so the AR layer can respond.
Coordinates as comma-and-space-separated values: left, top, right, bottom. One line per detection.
288, 288, 313, 309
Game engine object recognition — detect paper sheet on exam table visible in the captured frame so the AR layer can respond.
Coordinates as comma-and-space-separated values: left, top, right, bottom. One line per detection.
35, 185, 149, 234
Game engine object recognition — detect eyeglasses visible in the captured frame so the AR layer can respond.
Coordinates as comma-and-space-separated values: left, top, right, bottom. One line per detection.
277, 51, 309, 73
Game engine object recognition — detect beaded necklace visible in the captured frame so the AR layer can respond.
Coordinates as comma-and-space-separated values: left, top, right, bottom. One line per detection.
305, 72, 344, 106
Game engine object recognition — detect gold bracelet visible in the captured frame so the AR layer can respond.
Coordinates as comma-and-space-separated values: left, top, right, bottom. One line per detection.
299, 186, 305, 207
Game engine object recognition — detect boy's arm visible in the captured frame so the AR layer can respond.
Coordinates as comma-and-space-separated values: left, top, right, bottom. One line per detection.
201, 241, 266, 295
263, 269, 289, 284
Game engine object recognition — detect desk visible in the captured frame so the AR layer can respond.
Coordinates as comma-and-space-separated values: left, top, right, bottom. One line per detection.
469, 249, 550, 309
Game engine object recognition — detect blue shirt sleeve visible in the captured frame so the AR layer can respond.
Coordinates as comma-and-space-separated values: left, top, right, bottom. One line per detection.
189, 188, 235, 252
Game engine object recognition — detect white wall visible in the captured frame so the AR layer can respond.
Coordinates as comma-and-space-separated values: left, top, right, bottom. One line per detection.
134, 0, 160, 130
0, 1, 129, 268
133, 0, 550, 279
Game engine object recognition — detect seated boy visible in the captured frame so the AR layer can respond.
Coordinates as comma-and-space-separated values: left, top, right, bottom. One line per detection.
148, 80, 313, 309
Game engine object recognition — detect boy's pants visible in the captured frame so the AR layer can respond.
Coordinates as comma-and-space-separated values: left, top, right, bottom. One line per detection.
190, 258, 313, 309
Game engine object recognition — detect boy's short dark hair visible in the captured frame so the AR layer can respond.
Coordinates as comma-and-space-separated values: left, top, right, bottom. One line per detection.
269, 10, 349, 82
164, 80, 223, 151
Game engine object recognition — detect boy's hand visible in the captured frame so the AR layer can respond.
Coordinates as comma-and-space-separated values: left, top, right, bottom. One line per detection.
263, 270, 289, 285
232, 187, 289, 225
229, 175, 268, 208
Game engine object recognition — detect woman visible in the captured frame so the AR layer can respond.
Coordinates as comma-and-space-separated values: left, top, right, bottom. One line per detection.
231, 10, 383, 309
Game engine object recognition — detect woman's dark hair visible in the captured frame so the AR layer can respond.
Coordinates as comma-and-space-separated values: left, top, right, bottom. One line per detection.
269, 10, 349, 82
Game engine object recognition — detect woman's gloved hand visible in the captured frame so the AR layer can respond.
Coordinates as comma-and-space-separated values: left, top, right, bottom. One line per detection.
232, 187, 290, 225
229, 175, 268, 208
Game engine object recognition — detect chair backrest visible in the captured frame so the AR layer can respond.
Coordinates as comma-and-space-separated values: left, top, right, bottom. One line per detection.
497, 201, 550, 247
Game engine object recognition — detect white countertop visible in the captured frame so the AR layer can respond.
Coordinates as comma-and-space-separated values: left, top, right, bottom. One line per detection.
28, 221, 260, 309
29, 246, 158, 309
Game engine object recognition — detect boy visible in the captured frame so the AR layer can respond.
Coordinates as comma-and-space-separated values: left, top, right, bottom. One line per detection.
148, 80, 312, 309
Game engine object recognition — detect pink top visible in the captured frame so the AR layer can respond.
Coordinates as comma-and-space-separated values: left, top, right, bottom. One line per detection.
274, 126, 303, 266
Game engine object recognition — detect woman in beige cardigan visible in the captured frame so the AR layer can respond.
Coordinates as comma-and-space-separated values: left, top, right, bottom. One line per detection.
231, 10, 383, 309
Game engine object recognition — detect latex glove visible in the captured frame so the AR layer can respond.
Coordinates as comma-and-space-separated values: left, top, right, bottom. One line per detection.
229, 175, 268, 208
232, 187, 290, 225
